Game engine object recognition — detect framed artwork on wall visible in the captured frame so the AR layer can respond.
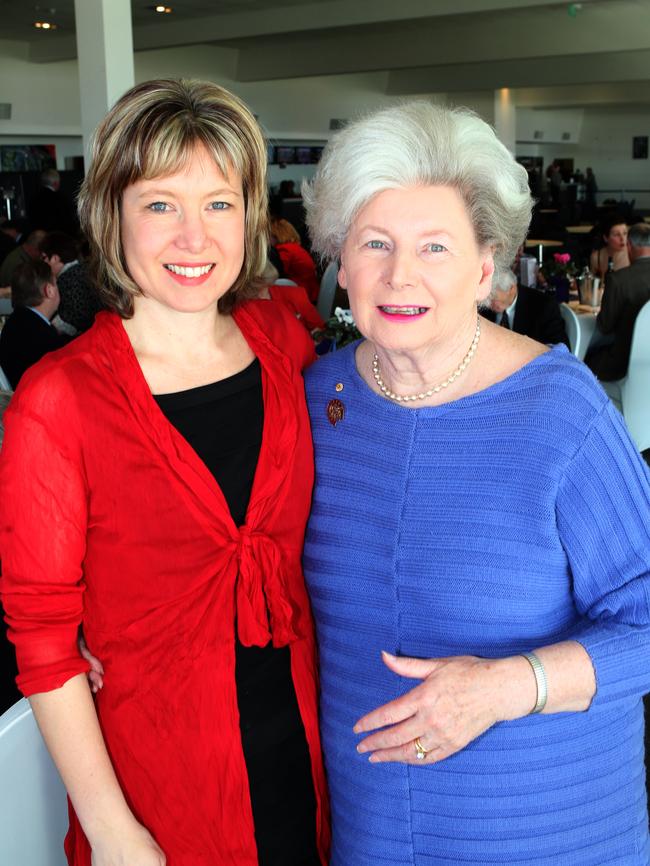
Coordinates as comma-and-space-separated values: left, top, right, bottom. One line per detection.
632, 136, 648, 159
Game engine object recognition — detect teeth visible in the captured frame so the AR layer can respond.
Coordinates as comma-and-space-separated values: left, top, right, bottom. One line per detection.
380, 306, 427, 315
164, 264, 213, 277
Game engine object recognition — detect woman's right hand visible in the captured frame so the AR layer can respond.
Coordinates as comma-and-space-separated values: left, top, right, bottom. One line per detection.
90, 820, 166, 866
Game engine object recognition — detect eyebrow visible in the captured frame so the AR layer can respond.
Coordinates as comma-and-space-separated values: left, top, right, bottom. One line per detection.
135, 187, 242, 199
358, 224, 454, 240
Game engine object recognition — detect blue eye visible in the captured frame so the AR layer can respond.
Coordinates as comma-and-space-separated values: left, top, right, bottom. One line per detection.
427, 243, 446, 253
147, 201, 169, 212
367, 240, 385, 249
208, 201, 230, 210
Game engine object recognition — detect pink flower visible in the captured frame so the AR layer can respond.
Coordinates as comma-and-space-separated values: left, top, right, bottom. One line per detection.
553, 253, 571, 264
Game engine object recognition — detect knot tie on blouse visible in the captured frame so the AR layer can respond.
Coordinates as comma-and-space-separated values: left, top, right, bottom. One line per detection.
234, 525, 300, 648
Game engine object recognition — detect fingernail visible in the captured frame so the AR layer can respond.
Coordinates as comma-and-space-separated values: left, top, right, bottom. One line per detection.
357, 743, 367, 753
368, 754, 379, 763
382, 650, 395, 659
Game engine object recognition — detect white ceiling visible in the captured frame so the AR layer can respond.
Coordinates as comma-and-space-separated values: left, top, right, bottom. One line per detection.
3, 0, 650, 109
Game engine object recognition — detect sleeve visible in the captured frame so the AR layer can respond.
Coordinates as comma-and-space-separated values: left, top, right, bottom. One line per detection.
284, 285, 325, 333
555, 400, 650, 707
0, 374, 90, 696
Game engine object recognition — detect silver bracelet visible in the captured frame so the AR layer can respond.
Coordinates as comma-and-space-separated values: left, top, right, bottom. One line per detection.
521, 651, 548, 714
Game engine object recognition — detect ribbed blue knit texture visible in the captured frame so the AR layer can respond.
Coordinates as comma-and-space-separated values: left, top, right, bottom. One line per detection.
303, 343, 650, 866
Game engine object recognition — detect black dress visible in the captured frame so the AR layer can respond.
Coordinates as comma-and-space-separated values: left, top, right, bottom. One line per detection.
154, 359, 319, 866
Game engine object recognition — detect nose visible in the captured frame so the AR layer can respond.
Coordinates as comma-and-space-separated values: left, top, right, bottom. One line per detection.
175, 209, 208, 254
385, 248, 419, 290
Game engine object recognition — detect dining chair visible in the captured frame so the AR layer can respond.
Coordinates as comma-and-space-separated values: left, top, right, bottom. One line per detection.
601, 299, 650, 452
559, 303, 582, 359
0, 698, 68, 866
316, 261, 339, 321
0, 366, 11, 391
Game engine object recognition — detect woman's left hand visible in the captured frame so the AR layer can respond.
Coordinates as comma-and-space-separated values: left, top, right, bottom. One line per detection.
354, 651, 532, 765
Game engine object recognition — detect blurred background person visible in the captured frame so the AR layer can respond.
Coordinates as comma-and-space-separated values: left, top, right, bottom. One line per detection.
270, 215, 320, 303
40, 231, 103, 334
0, 228, 46, 288
259, 261, 324, 333
481, 267, 569, 346
585, 222, 650, 381
27, 167, 79, 237
0, 259, 67, 389
590, 216, 629, 281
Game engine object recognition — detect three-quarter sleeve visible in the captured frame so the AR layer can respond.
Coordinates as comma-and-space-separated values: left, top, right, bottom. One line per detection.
0, 374, 90, 696
556, 400, 650, 706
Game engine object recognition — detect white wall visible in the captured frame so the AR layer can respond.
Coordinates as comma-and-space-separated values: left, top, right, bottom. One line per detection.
516, 107, 650, 208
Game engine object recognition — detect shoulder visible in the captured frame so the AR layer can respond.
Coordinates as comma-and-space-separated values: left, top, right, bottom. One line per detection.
11, 314, 113, 409
304, 342, 357, 391
237, 297, 315, 370
514, 345, 610, 426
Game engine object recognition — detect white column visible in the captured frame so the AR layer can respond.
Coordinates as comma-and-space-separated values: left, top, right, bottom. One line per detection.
74, 0, 135, 168
494, 87, 516, 155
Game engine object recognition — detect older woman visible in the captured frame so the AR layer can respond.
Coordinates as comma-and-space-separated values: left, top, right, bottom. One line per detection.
0, 79, 328, 866
302, 102, 650, 865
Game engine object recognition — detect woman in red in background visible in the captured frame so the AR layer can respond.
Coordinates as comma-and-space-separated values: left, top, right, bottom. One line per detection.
0, 78, 329, 866
270, 216, 321, 304
259, 262, 324, 334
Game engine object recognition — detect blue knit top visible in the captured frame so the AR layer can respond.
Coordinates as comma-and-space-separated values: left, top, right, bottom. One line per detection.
303, 343, 650, 866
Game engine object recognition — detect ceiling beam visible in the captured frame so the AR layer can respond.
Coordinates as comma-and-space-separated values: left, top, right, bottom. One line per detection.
386, 49, 650, 95
233, 2, 650, 81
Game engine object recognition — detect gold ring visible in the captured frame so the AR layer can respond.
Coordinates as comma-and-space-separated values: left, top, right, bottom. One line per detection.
414, 737, 430, 760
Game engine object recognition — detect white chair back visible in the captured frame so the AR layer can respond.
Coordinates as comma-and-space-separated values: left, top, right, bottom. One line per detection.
0, 699, 68, 865
0, 366, 12, 392
619, 299, 650, 452
559, 304, 581, 358
317, 261, 339, 321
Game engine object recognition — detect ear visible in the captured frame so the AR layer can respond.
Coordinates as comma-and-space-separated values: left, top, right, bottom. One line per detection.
337, 259, 348, 291
475, 249, 496, 303
43, 281, 57, 299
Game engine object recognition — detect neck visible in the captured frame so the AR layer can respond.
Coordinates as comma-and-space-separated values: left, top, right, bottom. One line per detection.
372, 309, 479, 396
123, 300, 234, 365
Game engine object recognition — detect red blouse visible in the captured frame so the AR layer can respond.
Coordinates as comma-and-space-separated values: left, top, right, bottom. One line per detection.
0, 303, 330, 866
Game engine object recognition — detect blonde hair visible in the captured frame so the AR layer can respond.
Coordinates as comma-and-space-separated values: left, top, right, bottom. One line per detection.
303, 101, 532, 275
271, 217, 301, 245
78, 78, 269, 316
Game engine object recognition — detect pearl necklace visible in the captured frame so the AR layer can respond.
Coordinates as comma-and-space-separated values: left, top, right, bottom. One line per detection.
371, 316, 481, 403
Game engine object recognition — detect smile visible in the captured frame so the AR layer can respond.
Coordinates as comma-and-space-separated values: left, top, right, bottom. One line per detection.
164, 263, 215, 278
378, 306, 428, 316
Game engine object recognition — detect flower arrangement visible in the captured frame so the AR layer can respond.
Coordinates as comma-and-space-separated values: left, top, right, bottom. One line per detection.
543, 252, 577, 279
314, 307, 362, 349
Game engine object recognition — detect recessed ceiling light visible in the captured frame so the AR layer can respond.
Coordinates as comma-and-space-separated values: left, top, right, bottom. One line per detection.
34, 21, 58, 29
153, 5, 173, 12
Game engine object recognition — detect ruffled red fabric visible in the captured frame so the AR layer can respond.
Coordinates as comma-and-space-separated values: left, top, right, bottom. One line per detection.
0, 302, 329, 866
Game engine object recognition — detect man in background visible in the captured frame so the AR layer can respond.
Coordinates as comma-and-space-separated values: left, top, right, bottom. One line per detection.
0, 229, 46, 288
482, 268, 569, 347
0, 259, 68, 389
27, 168, 78, 237
585, 223, 650, 381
